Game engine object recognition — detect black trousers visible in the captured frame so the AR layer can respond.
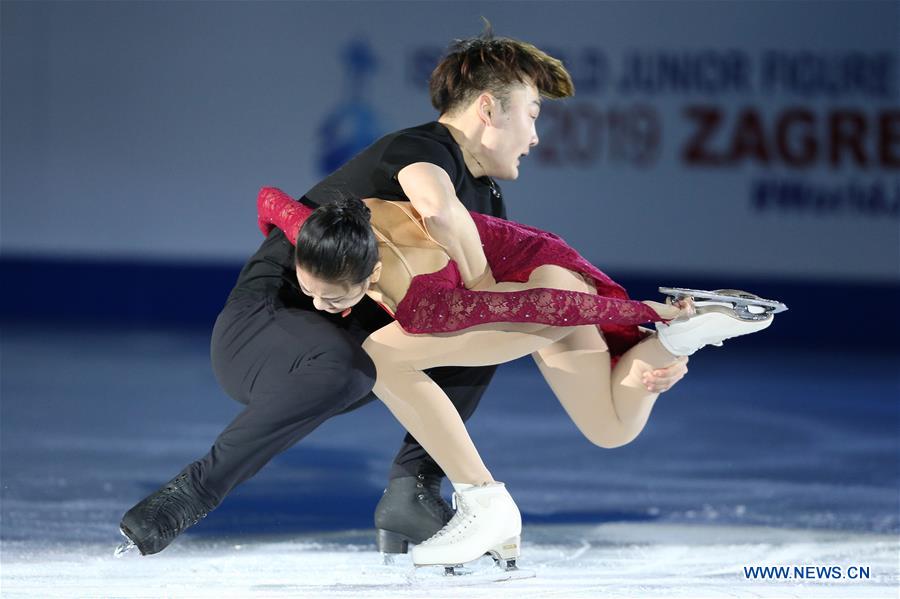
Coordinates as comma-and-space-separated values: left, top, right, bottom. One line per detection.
195, 285, 497, 503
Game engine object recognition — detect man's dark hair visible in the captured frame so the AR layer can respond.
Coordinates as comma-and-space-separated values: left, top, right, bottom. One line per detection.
429, 20, 575, 115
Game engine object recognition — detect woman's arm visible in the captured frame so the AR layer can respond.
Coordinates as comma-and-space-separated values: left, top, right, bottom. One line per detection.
255, 186, 694, 333
257, 187, 313, 242
394, 279, 666, 335
397, 163, 496, 290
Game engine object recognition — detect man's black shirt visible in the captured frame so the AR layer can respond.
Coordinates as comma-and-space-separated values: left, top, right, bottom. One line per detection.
230, 121, 506, 302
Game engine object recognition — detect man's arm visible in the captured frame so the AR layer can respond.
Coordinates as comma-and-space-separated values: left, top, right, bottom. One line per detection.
397, 162, 496, 289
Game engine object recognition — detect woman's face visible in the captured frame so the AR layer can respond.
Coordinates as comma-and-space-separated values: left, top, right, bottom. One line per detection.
295, 265, 377, 313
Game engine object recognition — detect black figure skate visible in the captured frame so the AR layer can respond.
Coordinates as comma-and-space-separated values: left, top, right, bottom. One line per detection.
114, 466, 218, 557
375, 473, 454, 561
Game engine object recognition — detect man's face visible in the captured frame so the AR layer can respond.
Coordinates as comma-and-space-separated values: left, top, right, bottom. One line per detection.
295, 266, 373, 313
482, 82, 541, 180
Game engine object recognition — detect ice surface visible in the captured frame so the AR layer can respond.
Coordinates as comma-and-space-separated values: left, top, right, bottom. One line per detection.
1, 325, 898, 596
2, 524, 898, 598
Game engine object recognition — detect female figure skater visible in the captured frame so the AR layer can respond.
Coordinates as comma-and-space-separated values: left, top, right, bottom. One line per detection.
255, 183, 780, 570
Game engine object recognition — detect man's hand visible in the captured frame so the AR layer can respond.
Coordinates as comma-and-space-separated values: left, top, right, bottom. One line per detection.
641, 356, 689, 393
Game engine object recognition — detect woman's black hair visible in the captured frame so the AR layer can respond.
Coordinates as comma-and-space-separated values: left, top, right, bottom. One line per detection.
294, 196, 379, 286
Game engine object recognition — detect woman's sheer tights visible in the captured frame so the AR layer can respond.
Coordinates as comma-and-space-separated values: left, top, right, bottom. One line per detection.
362, 265, 686, 485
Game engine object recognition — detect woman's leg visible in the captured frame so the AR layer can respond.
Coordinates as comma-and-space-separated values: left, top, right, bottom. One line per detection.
532, 324, 687, 449
362, 265, 599, 486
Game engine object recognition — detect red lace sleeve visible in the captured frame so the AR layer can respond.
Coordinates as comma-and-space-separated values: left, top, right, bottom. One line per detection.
393, 262, 662, 334
257, 187, 314, 243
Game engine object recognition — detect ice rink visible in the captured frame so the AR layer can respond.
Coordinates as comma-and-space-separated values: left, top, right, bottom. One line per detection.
2, 325, 898, 597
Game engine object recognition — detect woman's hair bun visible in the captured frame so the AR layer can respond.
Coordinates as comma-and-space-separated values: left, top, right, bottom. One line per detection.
296, 194, 379, 286
333, 196, 371, 222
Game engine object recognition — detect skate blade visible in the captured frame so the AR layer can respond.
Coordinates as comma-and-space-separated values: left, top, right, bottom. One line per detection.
492, 556, 522, 572
659, 287, 788, 315
411, 567, 535, 585
114, 528, 138, 558
410, 557, 535, 585
381, 553, 398, 566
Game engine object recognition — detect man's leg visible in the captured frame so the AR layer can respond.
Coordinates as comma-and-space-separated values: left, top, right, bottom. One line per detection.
119, 297, 376, 555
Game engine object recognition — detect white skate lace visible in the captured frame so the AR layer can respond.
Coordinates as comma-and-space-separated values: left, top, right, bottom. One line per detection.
419, 492, 474, 545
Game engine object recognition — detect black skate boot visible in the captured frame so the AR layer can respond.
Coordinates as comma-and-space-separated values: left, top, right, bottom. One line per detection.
374, 473, 454, 554
118, 465, 219, 556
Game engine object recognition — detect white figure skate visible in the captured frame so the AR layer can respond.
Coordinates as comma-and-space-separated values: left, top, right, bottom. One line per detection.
411, 482, 522, 575
655, 287, 787, 356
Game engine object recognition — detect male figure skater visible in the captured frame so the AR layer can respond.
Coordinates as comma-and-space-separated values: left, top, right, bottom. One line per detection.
118, 26, 689, 557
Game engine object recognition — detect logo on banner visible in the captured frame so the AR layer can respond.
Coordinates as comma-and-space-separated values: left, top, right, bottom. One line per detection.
316, 39, 385, 175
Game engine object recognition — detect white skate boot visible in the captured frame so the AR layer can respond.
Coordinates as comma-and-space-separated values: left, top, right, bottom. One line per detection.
655, 288, 787, 356
411, 482, 521, 574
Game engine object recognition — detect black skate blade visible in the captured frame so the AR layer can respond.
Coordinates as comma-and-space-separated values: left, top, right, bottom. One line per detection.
113, 528, 138, 558
381, 553, 400, 566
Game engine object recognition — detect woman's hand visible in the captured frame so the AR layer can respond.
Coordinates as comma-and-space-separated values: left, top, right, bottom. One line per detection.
642, 297, 696, 321
640, 296, 694, 392
642, 357, 689, 393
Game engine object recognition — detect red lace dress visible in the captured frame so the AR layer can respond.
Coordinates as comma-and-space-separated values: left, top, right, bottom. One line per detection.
257, 187, 663, 361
